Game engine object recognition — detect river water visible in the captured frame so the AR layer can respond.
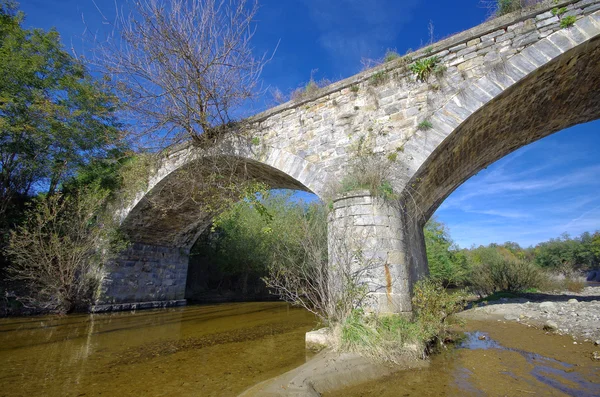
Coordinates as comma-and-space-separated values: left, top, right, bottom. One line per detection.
0, 302, 315, 397
1, 303, 599, 397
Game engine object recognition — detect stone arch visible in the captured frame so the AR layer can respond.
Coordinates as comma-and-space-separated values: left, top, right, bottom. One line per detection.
402, 11, 600, 221
119, 144, 329, 250
97, 144, 329, 308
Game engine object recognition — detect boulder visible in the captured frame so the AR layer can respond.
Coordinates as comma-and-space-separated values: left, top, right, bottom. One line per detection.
306, 328, 331, 350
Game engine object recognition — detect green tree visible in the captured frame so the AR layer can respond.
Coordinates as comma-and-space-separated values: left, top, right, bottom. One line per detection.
423, 218, 468, 286
0, 1, 121, 224
193, 191, 316, 294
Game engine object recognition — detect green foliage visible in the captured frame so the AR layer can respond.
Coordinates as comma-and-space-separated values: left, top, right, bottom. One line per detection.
251, 137, 260, 146
417, 120, 433, 131
339, 279, 467, 362
0, 2, 122, 232
468, 246, 546, 296
193, 191, 325, 287
350, 85, 360, 93
552, 7, 567, 16
409, 56, 440, 82
340, 309, 424, 363
424, 218, 469, 287
383, 49, 401, 63
412, 279, 467, 345
370, 71, 387, 86
533, 232, 598, 273
560, 15, 577, 28
386, 152, 398, 162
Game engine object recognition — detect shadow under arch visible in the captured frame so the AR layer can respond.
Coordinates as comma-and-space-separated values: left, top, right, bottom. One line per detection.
120, 152, 321, 251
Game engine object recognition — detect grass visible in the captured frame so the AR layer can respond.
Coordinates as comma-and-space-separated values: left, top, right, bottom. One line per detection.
251, 137, 260, 145
563, 277, 585, 293
409, 56, 440, 82
350, 85, 359, 93
334, 279, 467, 364
417, 120, 433, 131
552, 6, 567, 16
339, 310, 424, 364
370, 71, 387, 86
560, 15, 577, 28
384, 50, 401, 63
495, 0, 545, 17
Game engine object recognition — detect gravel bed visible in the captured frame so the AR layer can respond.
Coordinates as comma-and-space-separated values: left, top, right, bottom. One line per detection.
461, 286, 600, 343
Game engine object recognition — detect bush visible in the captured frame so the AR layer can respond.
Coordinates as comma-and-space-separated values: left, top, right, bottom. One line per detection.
412, 279, 467, 345
470, 248, 546, 296
4, 186, 125, 314
409, 56, 440, 82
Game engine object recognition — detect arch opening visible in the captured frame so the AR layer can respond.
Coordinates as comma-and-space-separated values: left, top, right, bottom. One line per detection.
405, 33, 600, 224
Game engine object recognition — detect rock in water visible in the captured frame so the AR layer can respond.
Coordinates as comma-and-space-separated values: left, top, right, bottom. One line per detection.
567, 299, 578, 304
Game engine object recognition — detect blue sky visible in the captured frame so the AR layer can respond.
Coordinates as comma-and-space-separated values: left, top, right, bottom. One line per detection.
17, 0, 600, 248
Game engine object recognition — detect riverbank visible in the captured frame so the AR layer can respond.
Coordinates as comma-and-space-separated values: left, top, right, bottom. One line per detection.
242, 285, 600, 396
459, 285, 600, 342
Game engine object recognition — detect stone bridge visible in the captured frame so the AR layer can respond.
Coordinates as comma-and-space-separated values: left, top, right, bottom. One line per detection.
96, 0, 600, 313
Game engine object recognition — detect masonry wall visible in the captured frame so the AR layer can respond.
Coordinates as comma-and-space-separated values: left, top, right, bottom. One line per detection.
97, 243, 189, 308
328, 191, 413, 313
110, 0, 600, 310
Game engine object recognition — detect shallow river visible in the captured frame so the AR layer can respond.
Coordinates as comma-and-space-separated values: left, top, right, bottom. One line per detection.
0, 302, 315, 397
1, 303, 599, 397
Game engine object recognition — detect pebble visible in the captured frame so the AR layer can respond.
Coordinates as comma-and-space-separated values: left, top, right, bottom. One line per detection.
544, 320, 558, 331
567, 298, 578, 304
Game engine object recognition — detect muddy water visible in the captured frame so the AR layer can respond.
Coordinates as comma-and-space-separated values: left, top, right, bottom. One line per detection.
0, 302, 316, 397
327, 320, 600, 397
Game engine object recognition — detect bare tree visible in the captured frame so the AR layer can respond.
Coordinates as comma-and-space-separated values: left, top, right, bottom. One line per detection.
87, 0, 267, 149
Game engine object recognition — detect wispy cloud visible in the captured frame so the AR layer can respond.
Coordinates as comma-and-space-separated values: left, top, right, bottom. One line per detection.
435, 124, 600, 248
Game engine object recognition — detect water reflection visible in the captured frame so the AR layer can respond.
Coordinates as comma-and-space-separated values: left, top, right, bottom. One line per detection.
0, 302, 315, 397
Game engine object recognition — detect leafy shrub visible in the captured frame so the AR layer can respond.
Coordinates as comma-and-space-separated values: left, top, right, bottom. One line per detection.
409, 56, 440, 82
412, 279, 467, 345
470, 248, 546, 296
560, 15, 577, 28
424, 218, 469, 287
